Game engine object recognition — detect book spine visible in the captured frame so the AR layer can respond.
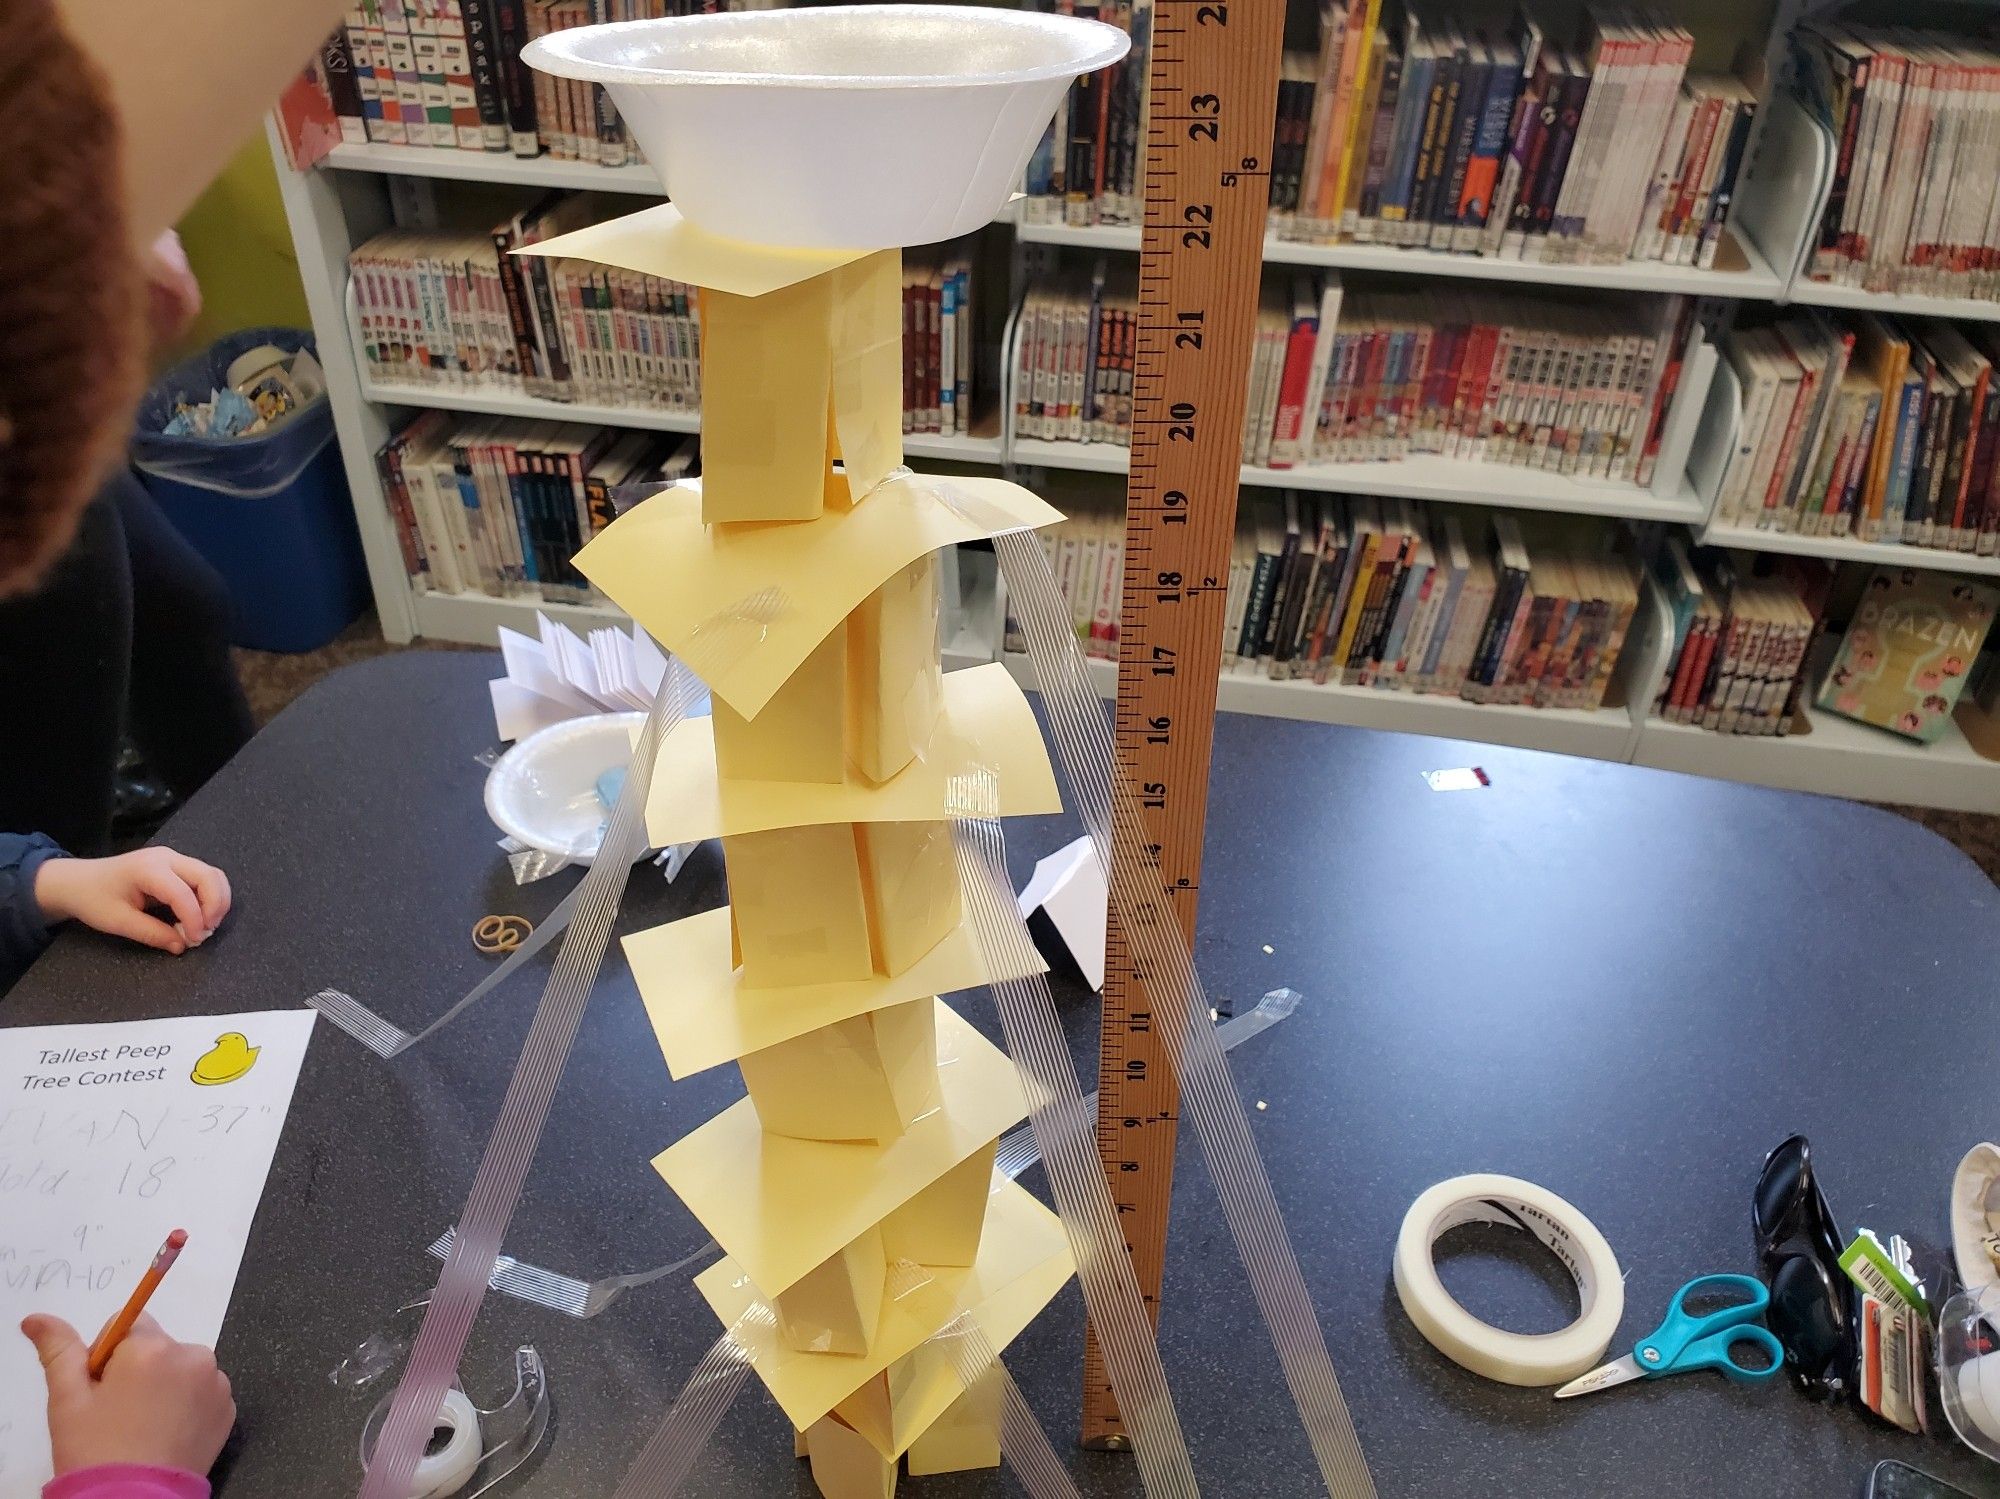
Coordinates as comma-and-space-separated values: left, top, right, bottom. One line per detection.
455, 0, 509, 149
323, 23, 369, 145
489, 0, 537, 155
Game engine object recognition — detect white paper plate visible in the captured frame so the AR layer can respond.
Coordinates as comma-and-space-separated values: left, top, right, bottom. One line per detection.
522, 6, 1127, 248
483, 712, 645, 865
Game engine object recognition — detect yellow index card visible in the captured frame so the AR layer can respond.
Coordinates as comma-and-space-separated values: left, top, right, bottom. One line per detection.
645, 664, 1059, 848
654, 1002, 1027, 1301
623, 898, 1046, 1081
828, 252, 905, 501
700, 276, 833, 524
513, 201, 867, 299
693, 1176, 1072, 1433
575, 473, 1061, 720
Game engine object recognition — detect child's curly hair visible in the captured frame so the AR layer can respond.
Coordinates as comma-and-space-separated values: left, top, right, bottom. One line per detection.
0, 0, 143, 598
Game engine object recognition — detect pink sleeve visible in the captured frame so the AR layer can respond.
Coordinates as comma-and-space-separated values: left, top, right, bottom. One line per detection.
44, 1467, 209, 1499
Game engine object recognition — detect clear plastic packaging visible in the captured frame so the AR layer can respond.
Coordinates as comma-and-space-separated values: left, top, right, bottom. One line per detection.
1937, 1285, 2000, 1460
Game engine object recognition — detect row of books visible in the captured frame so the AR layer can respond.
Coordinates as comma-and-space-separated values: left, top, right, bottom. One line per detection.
378, 412, 696, 599
1021, 0, 1756, 269
323, 0, 776, 165
901, 247, 979, 439
1012, 492, 1644, 707
351, 195, 982, 432
1013, 273, 1695, 485
1795, 23, 2000, 304
352, 194, 703, 408
1716, 313, 2000, 554
1019, 0, 1151, 226
1273, 2, 1754, 266
1647, 535, 1832, 734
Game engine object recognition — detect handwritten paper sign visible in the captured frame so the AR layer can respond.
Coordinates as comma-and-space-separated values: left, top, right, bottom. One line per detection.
0, 1009, 315, 1496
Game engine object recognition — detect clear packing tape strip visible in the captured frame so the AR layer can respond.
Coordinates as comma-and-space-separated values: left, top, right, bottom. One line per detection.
356, 628, 716, 1497
417, 988, 1298, 1322
611, 1261, 1080, 1498
984, 525, 1380, 1499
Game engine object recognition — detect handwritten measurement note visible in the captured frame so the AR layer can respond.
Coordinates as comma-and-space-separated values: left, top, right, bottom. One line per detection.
0, 1009, 315, 1496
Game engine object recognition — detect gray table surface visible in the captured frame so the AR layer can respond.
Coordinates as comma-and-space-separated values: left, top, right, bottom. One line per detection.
7, 649, 1999, 1499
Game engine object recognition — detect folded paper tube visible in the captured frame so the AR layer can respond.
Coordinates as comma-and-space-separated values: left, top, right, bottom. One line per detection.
654, 1003, 1028, 1301
904, 1360, 1002, 1476
623, 900, 1047, 1081
848, 555, 944, 786
576, 475, 1060, 720
695, 1176, 1072, 1434
739, 998, 941, 1144
698, 275, 836, 523
722, 824, 878, 989
712, 559, 942, 789
645, 664, 1060, 848
804, 1412, 896, 1499
722, 817, 962, 990
827, 253, 906, 502
774, 1226, 887, 1357
879, 1143, 998, 1268
710, 622, 849, 785
854, 819, 961, 978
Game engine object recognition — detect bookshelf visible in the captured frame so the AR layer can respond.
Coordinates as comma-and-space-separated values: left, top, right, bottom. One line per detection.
269, 1, 2000, 813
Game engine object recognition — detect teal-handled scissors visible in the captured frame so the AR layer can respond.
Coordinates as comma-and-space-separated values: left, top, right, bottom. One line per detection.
1555, 1274, 1784, 1399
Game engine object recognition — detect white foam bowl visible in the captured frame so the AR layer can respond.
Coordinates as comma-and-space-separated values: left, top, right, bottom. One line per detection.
484, 712, 646, 865
521, 6, 1128, 249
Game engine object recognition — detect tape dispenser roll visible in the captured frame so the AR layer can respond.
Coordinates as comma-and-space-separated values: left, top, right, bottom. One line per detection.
362, 1386, 482, 1498
1394, 1173, 1625, 1387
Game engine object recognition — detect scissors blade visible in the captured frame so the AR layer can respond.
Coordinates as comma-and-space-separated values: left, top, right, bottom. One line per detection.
1554, 1354, 1646, 1400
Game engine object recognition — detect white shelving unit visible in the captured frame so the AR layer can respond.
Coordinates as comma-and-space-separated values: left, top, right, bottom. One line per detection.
270, 25, 2000, 810
1009, 437, 1708, 524
1015, 219, 1789, 301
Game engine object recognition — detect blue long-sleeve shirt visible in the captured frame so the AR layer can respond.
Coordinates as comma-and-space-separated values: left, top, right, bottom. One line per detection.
1, 832, 66, 993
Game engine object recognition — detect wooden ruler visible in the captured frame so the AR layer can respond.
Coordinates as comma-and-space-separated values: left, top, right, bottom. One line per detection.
1083, 0, 1286, 1450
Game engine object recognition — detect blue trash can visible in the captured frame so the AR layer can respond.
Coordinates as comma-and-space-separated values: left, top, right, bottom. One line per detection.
131, 327, 368, 653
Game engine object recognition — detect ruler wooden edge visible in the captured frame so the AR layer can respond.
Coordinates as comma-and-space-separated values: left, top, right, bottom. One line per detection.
1084, 0, 1288, 1450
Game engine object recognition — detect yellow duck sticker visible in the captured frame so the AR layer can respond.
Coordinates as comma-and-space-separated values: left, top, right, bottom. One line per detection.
191, 1032, 260, 1086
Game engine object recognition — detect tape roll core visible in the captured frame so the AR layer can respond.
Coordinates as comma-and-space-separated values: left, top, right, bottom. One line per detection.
397, 1388, 482, 1498
1394, 1173, 1625, 1387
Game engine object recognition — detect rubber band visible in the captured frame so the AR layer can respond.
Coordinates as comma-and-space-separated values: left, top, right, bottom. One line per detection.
472, 915, 534, 955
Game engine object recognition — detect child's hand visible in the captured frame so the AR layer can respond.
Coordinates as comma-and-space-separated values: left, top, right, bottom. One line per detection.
33, 848, 231, 954
22, 1312, 235, 1477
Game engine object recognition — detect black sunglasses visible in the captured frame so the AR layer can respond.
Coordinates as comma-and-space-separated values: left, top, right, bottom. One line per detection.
1753, 1134, 1857, 1398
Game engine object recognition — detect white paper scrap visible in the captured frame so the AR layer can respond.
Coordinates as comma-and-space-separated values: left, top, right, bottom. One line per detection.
0, 1010, 316, 1496
1017, 835, 1107, 992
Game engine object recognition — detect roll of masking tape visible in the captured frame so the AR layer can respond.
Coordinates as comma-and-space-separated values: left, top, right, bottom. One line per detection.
366, 1387, 482, 1498
1394, 1173, 1625, 1387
